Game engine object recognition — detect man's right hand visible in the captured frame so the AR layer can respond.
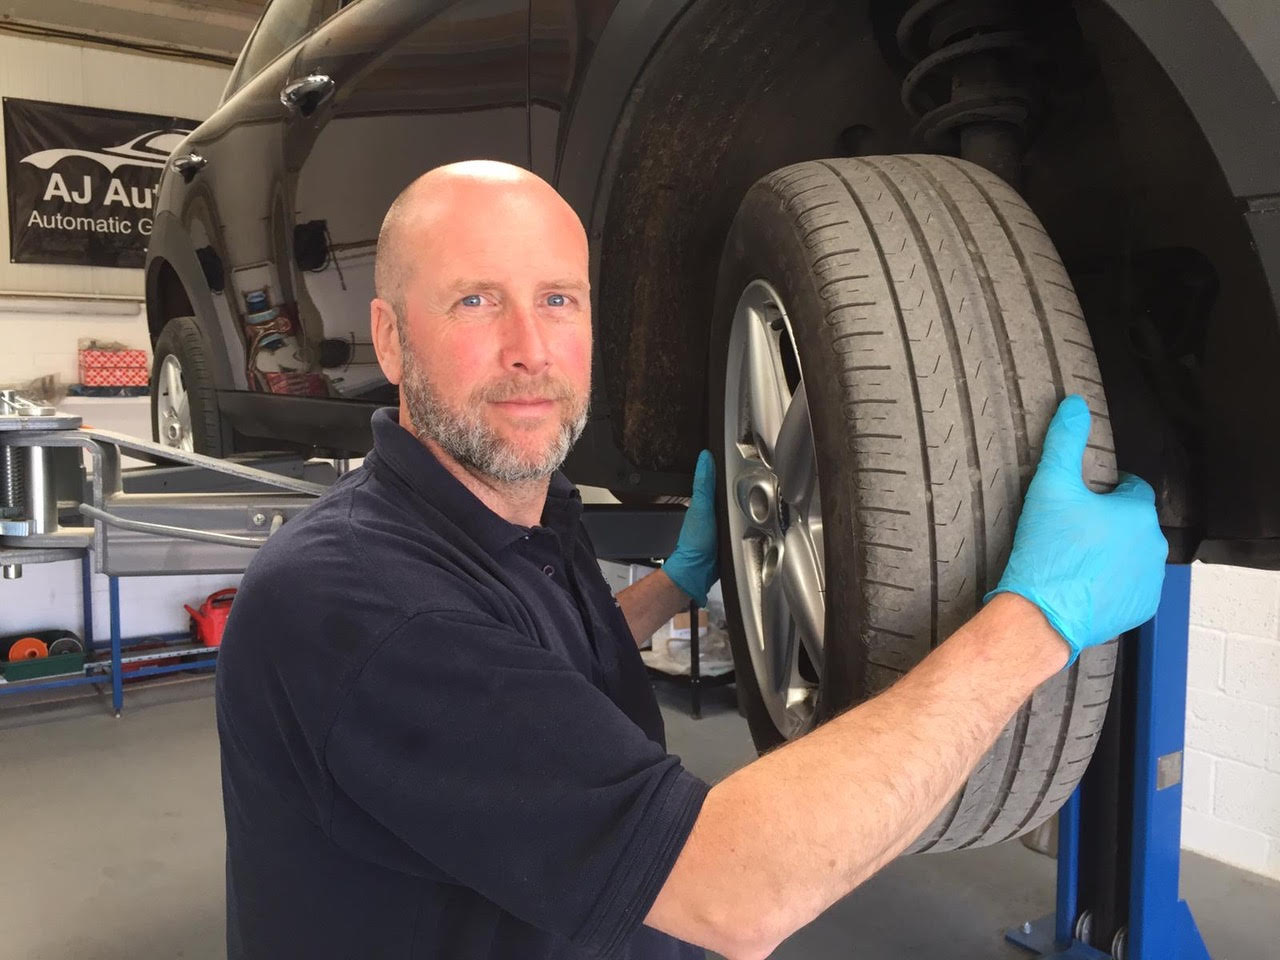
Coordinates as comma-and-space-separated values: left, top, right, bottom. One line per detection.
984, 394, 1169, 663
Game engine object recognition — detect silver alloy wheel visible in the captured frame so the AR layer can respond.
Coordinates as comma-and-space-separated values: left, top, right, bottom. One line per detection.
156, 353, 194, 452
723, 279, 826, 739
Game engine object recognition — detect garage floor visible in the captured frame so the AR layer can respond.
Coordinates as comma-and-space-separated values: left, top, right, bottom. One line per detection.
0, 676, 1275, 960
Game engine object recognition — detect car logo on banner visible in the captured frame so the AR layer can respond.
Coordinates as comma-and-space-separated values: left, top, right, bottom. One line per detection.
19, 129, 190, 173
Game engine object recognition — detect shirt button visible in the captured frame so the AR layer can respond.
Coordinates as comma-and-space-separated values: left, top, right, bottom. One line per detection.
542, 564, 555, 577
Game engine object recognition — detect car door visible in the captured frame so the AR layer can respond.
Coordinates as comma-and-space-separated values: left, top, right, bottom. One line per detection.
173, 0, 339, 391
279, 0, 531, 400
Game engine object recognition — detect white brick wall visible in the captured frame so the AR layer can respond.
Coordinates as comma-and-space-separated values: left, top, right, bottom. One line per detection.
1184, 562, 1280, 880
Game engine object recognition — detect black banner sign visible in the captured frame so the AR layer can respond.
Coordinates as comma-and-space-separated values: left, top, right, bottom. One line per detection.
4, 97, 198, 268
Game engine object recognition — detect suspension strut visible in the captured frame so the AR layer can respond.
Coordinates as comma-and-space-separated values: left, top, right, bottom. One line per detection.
896, 0, 1042, 188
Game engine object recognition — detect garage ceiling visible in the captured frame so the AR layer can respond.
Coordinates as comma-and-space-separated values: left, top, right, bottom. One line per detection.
1, 0, 265, 64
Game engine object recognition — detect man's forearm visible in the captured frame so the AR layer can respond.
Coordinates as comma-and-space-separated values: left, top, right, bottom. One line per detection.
645, 593, 1068, 959
616, 568, 695, 646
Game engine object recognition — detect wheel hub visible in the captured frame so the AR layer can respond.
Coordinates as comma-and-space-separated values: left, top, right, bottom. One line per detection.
156, 354, 194, 453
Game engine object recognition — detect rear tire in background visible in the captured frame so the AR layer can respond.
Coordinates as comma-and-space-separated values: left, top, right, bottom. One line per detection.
151, 316, 231, 457
710, 155, 1118, 852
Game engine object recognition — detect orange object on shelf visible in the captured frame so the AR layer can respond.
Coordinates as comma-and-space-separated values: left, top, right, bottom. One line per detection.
7, 637, 48, 660
185, 588, 237, 648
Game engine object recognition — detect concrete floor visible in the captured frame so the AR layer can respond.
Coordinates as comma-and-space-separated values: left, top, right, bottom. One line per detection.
0, 675, 1276, 960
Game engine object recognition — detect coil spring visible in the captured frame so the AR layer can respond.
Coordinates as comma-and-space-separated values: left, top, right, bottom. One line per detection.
0, 445, 26, 519
896, 0, 1038, 150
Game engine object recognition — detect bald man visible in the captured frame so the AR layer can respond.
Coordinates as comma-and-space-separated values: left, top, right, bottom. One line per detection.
216, 161, 1167, 960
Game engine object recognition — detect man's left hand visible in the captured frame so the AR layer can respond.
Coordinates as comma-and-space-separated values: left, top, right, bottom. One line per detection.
662, 449, 720, 607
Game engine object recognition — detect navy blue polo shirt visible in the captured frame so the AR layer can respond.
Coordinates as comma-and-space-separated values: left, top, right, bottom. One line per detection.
215, 407, 709, 959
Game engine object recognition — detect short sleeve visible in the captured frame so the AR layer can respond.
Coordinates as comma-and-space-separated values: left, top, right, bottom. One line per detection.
323, 608, 708, 956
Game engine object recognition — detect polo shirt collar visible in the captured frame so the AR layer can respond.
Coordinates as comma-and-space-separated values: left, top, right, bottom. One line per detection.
365, 407, 582, 554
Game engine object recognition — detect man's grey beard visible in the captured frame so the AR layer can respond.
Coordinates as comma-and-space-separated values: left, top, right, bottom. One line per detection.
398, 344, 588, 484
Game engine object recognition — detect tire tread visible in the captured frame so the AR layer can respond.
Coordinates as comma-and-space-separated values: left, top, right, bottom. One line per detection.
738, 155, 1117, 850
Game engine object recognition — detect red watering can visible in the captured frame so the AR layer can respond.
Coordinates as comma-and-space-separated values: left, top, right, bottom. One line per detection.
185, 588, 237, 648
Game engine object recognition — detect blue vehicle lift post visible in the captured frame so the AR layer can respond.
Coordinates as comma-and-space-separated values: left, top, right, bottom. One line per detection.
1006, 563, 1211, 960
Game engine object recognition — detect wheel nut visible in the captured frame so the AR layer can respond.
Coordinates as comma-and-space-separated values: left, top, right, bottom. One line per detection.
738, 474, 777, 526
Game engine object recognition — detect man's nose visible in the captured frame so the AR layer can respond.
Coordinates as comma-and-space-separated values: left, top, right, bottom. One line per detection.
501, 303, 551, 374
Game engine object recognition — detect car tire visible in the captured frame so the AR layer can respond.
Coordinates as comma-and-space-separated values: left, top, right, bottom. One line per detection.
151, 317, 231, 457
709, 155, 1118, 851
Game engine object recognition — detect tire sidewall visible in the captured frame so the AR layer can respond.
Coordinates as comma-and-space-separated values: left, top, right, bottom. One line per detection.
151, 317, 229, 457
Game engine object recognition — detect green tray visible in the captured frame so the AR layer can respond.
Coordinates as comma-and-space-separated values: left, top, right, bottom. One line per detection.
2, 652, 85, 683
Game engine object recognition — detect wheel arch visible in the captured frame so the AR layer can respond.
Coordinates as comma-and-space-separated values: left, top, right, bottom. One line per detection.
559, 0, 1280, 563
559, 0, 908, 480
146, 258, 193, 344
144, 212, 242, 391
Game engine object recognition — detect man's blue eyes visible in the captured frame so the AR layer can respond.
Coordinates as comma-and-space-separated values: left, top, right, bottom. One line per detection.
458, 294, 570, 307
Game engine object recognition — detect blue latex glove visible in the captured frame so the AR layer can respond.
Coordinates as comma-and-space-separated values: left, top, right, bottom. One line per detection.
985, 395, 1169, 664
663, 449, 720, 607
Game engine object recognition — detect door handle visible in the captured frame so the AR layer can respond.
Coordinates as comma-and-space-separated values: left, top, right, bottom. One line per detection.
170, 152, 207, 182
280, 74, 335, 115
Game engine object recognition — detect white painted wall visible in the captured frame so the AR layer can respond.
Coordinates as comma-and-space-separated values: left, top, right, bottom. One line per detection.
0, 556, 243, 643
1184, 563, 1280, 880
0, 297, 148, 385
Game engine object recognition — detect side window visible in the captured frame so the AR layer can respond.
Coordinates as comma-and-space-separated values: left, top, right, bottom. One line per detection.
226, 0, 334, 97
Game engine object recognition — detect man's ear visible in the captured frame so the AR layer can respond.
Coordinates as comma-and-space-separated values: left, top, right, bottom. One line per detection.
370, 298, 403, 385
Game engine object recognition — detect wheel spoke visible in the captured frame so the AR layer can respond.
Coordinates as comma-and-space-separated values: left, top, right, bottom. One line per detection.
723, 437, 760, 504
761, 566, 797, 693
774, 382, 816, 509
745, 309, 788, 462
780, 523, 825, 668
164, 362, 182, 406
